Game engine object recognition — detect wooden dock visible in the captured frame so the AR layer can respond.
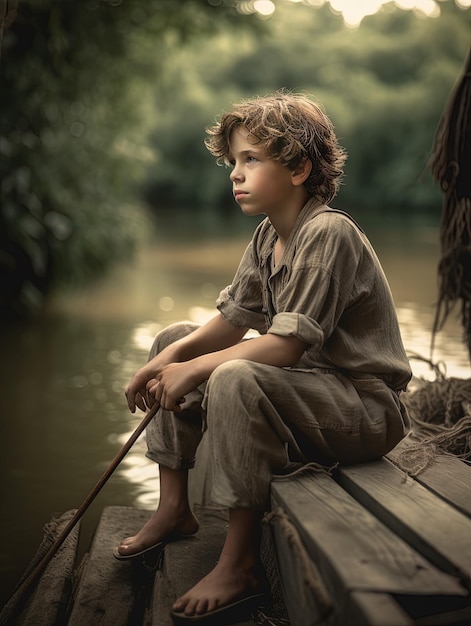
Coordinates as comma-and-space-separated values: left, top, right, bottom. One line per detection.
270, 439, 471, 626
5, 505, 265, 626
4, 437, 471, 625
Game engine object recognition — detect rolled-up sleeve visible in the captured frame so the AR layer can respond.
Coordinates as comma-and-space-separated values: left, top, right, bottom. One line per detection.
266, 217, 362, 349
217, 285, 266, 331
216, 238, 268, 333
215, 205, 411, 387
268, 312, 324, 348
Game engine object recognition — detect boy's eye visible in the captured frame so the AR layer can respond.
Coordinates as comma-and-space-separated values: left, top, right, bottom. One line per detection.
225, 155, 258, 168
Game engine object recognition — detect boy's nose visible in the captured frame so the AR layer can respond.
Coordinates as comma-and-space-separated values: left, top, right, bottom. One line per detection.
230, 168, 244, 182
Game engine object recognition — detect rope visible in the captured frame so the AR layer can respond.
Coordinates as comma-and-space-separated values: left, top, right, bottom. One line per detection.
395, 417, 471, 477
429, 46, 471, 360
0, 510, 79, 624
263, 507, 334, 623
254, 610, 290, 626
273, 461, 338, 481
395, 377, 471, 476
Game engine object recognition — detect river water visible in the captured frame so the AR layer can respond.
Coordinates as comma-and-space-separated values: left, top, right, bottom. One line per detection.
0, 215, 470, 607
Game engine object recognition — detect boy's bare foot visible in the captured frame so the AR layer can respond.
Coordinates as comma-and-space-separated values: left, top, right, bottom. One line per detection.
116, 507, 199, 557
172, 553, 268, 617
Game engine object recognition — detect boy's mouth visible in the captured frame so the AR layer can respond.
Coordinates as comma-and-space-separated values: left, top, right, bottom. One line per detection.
233, 190, 248, 201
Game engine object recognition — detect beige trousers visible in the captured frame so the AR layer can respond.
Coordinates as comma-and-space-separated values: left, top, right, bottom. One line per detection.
145, 322, 409, 511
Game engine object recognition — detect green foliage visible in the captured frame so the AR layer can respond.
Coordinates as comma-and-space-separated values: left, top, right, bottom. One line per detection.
143, 0, 470, 220
0, 0, 258, 318
1, 0, 469, 317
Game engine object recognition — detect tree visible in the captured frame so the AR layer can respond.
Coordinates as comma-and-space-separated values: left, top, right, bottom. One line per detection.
0, 0, 258, 318
141, 0, 470, 220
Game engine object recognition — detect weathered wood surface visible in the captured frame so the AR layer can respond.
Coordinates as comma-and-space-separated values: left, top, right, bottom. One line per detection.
345, 591, 414, 626
386, 438, 471, 518
6, 436, 471, 626
270, 450, 471, 626
6, 505, 261, 626
68, 506, 154, 626
151, 506, 255, 626
68, 505, 258, 626
271, 474, 465, 626
337, 458, 471, 587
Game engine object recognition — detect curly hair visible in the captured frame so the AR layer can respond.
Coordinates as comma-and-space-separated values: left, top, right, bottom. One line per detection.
205, 91, 347, 205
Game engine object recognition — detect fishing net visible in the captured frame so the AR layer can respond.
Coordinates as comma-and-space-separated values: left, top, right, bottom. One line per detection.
256, 524, 291, 626
0, 510, 79, 626
395, 371, 471, 477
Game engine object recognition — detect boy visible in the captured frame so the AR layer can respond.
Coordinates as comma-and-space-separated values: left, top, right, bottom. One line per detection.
114, 92, 411, 624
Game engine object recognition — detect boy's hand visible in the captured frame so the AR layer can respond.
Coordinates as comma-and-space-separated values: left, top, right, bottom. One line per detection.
146, 361, 204, 413
125, 367, 155, 413
125, 358, 166, 413
125, 342, 188, 413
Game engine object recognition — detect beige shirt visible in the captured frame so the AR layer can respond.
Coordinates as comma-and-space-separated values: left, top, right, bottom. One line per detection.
217, 198, 412, 392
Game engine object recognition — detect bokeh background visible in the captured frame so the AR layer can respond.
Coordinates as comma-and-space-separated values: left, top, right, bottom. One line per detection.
0, 0, 470, 608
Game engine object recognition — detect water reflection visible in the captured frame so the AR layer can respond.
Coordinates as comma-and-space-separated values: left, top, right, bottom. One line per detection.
0, 221, 469, 607
398, 305, 470, 380
118, 444, 159, 509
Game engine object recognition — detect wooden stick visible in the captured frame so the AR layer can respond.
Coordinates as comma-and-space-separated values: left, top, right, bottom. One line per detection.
10, 405, 159, 605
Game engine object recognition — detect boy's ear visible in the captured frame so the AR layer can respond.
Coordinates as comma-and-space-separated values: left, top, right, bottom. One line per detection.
291, 157, 312, 186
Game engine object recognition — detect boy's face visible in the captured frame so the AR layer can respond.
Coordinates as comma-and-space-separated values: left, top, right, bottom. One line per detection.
227, 126, 303, 219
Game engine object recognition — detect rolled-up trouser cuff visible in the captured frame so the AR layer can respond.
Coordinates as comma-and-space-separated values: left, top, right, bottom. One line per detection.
144, 322, 205, 471
145, 448, 196, 471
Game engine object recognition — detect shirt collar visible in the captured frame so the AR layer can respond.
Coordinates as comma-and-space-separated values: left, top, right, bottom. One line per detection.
258, 198, 325, 267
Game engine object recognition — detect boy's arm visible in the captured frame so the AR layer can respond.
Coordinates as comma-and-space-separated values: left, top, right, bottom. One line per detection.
126, 313, 307, 413
191, 331, 307, 379
125, 313, 248, 412
167, 312, 307, 373
170, 313, 249, 360
149, 330, 307, 413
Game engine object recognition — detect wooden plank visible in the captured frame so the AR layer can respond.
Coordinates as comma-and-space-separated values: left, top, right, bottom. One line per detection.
68, 506, 154, 626
269, 523, 412, 626
346, 591, 414, 626
151, 506, 254, 626
269, 521, 326, 626
393, 593, 471, 625
270, 472, 464, 625
337, 459, 471, 590
151, 507, 227, 626
386, 439, 471, 518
